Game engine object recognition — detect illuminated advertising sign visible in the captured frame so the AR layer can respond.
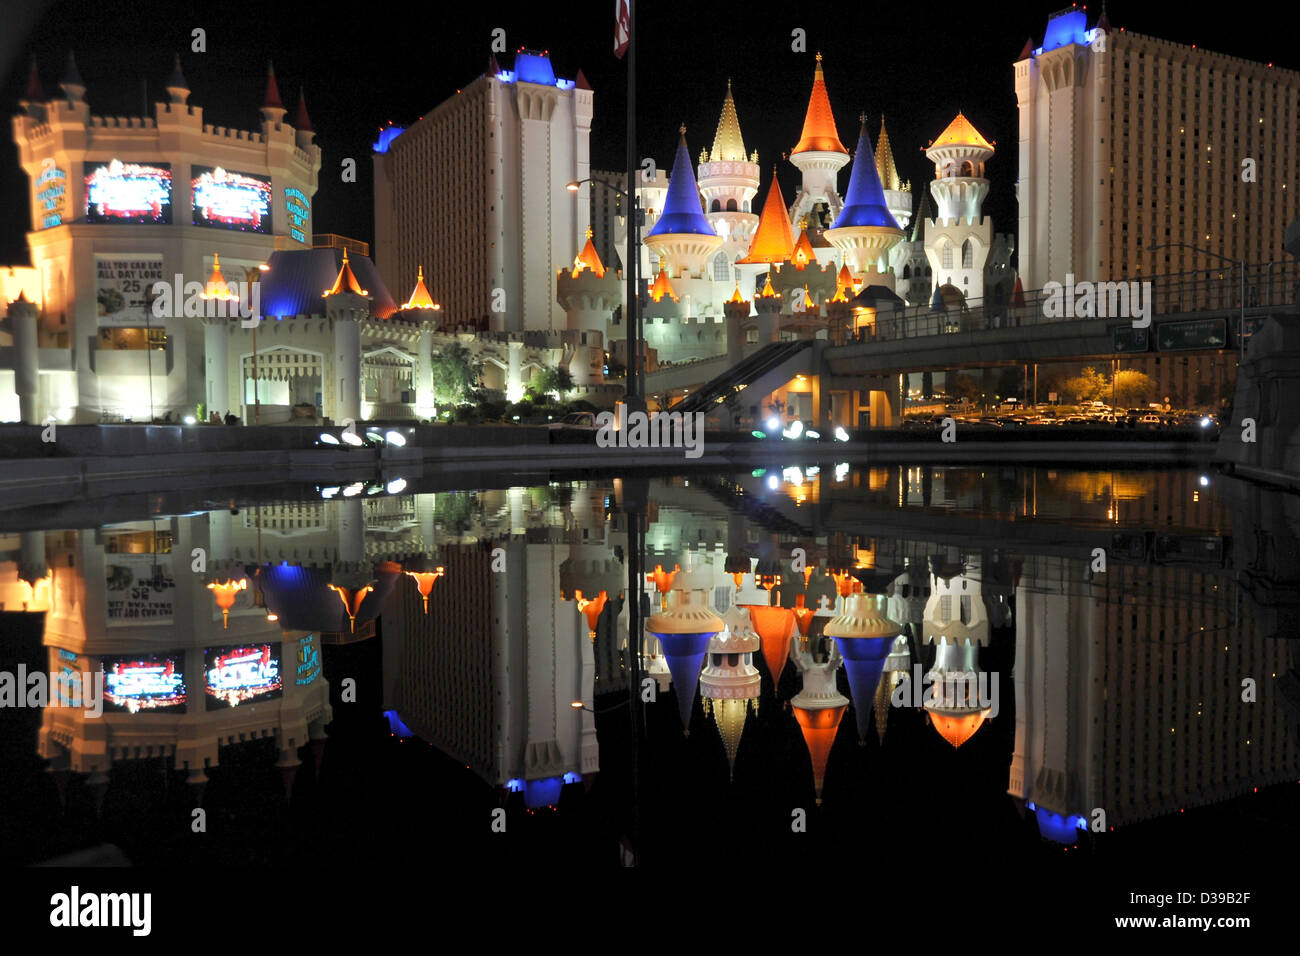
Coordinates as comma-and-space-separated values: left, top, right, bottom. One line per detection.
36, 164, 67, 229
95, 254, 165, 327
285, 187, 309, 243
295, 634, 321, 686
104, 550, 175, 623
191, 165, 272, 232
204, 643, 282, 710
101, 653, 187, 713
84, 160, 172, 224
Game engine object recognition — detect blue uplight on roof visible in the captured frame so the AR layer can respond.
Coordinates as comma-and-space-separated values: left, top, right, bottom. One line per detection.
1034, 806, 1084, 844
1042, 9, 1088, 52
514, 51, 557, 86
373, 125, 405, 153
562, 772, 581, 785
383, 710, 414, 737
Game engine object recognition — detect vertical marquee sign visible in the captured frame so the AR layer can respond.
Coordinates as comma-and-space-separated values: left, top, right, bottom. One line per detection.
35, 164, 67, 229
285, 187, 310, 243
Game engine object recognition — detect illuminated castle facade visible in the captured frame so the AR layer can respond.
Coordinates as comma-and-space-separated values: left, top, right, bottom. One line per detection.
2, 55, 320, 424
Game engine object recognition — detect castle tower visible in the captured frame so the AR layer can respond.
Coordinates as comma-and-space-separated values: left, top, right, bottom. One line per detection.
697, 81, 760, 286
644, 126, 723, 279
698, 611, 761, 780
902, 191, 936, 306
824, 116, 904, 289
788, 54, 849, 230
923, 112, 995, 300
555, 228, 621, 385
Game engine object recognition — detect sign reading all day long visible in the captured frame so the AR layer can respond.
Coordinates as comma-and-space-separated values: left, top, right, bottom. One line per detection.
95, 254, 164, 326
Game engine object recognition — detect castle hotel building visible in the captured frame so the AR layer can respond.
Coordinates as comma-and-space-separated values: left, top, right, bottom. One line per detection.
372, 51, 593, 333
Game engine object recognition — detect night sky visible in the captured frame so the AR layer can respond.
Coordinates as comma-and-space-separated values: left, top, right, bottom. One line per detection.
3, 0, 1299, 268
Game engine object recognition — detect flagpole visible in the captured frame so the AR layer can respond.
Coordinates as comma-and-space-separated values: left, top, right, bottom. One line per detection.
625, 0, 640, 409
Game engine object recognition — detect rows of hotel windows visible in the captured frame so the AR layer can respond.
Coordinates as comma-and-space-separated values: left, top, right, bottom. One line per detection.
1105, 44, 1298, 276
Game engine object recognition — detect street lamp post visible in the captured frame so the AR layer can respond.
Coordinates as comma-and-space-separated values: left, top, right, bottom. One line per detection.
244, 265, 269, 424
1147, 242, 1246, 363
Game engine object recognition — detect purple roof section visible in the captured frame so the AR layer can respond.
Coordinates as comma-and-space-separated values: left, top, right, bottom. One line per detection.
260, 248, 398, 319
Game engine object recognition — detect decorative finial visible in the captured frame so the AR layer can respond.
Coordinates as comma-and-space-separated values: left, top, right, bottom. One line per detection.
342, 248, 350, 264
417, 265, 423, 280
585, 225, 593, 238
213, 252, 220, 267
679, 123, 686, 136
859, 112, 867, 125
815, 52, 822, 63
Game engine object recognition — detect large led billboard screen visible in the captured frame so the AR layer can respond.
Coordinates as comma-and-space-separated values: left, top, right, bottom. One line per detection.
191, 165, 272, 232
84, 160, 172, 224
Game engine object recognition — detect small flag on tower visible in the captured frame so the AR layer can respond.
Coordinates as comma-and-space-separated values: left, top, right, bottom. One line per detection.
615, 0, 630, 58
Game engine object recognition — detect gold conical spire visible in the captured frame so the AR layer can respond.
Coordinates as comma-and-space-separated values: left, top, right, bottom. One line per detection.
875, 116, 907, 192
571, 227, 607, 278
710, 79, 748, 163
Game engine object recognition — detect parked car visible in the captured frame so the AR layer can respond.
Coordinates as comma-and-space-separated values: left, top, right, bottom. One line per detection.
545, 411, 599, 431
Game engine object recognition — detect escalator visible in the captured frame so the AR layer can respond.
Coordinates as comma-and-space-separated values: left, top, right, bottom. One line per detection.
667, 340, 813, 415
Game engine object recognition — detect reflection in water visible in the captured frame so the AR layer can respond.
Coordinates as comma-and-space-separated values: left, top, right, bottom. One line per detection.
1, 465, 1297, 866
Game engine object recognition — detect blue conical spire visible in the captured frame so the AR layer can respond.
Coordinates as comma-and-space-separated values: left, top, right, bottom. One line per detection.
646, 126, 716, 238
835, 115, 901, 230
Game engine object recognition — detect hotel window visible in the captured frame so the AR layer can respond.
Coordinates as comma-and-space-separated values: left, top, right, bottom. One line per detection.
98, 327, 166, 350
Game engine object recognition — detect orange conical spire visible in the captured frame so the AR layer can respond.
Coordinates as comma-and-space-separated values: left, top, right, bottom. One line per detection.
403, 266, 436, 309
648, 265, 679, 302
572, 226, 606, 277
324, 248, 368, 297
727, 283, 746, 304
202, 253, 237, 301
758, 274, 779, 298
792, 53, 847, 155
790, 227, 816, 270
739, 169, 797, 264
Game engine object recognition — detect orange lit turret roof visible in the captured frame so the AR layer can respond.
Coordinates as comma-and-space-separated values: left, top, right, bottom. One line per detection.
738, 170, 796, 264
202, 253, 237, 301
324, 248, 368, 297
648, 265, 679, 302
928, 711, 989, 748
572, 226, 606, 278
727, 283, 746, 304
929, 112, 994, 151
792, 54, 847, 155
758, 275, 779, 298
402, 265, 437, 309
837, 263, 854, 292
790, 227, 816, 270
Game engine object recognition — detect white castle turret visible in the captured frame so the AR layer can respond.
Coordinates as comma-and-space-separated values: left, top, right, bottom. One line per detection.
697, 81, 760, 287
924, 113, 995, 301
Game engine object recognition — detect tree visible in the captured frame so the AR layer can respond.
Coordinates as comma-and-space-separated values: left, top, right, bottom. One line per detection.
949, 373, 981, 404
429, 343, 481, 407
1061, 366, 1107, 403
1112, 369, 1154, 408
526, 365, 574, 401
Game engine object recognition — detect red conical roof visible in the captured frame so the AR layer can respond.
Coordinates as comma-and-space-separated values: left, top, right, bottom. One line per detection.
295, 88, 312, 131
575, 68, 592, 91
264, 62, 283, 109
24, 58, 45, 101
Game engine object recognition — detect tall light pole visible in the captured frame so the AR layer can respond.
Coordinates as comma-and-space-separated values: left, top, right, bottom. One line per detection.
244, 265, 269, 423
567, 177, 641, 406
1147, 242, 1246, 363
